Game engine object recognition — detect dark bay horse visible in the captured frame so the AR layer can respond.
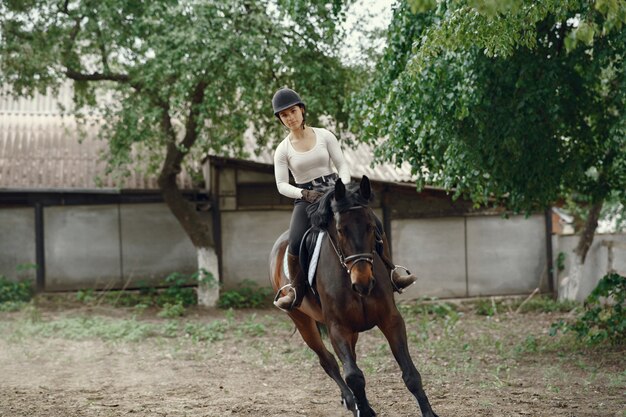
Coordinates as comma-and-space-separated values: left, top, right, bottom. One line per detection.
269, 176, 439, 417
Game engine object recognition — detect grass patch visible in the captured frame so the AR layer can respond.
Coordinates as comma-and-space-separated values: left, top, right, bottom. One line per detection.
6, 314, 160, 342
470, 295, 580, 316
0, 306, 273, 345
218, 280, 273, 309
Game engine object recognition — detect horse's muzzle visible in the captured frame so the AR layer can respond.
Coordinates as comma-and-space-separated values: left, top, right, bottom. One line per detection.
352, 277, 375, 296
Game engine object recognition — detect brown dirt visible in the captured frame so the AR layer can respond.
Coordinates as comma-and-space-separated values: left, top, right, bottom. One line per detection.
0, 300, 624, 417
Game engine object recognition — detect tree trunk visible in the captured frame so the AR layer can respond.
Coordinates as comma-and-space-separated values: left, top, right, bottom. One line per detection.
158, 169, 218, 307
197, 247, 220, 307
559, 200, 603, 301
156, 84, 218, 306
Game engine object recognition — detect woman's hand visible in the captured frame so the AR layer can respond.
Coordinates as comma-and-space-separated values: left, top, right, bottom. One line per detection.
301, 189, 323, 203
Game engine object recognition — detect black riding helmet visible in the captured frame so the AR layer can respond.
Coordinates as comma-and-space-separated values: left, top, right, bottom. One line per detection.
272, 88, 306, 116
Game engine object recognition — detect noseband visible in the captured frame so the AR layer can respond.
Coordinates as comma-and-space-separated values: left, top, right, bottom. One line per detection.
328, 206, 375, 275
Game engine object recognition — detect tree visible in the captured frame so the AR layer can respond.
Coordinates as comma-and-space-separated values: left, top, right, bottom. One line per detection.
0, 0, 355, 305
351, 0, 626, 300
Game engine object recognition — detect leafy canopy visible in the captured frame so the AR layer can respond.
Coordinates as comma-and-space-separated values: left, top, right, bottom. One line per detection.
0, 0, 355, 182
351, 0, 626, 213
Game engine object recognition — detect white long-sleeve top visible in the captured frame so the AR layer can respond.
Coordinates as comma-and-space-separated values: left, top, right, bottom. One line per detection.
273, 127, 351, 199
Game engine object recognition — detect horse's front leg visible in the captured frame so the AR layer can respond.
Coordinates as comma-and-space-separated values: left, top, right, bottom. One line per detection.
379, 310, 439, 417
288, 310, 357, 413
329, 324, 377, 417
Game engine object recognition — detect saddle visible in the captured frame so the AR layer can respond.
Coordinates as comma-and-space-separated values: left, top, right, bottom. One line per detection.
299, 227, 318, 276
282, 228, 325, 293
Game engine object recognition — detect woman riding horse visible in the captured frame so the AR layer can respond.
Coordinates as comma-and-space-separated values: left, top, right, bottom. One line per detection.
271, 87, 416, 311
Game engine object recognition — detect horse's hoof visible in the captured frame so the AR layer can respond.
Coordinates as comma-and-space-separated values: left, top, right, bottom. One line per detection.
354, 405, 376, 417
341, 395, 355, 411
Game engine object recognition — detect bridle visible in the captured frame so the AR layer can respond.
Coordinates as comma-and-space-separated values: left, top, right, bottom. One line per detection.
327, 206, 375, 275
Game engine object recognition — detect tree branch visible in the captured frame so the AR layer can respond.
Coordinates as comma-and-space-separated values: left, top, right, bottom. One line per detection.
181, 81, 208, 150
65, 69, 130, 82
575, 200, 603, 263
93, 20, 110, 73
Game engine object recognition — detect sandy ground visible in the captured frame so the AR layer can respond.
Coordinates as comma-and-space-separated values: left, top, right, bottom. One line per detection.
0, 303, 624, 417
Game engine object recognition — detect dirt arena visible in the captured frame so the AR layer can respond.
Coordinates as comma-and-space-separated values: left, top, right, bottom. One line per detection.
0, 299, 623, 417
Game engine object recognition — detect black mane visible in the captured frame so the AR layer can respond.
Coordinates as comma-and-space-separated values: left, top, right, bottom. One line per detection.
306, 181, 374, 231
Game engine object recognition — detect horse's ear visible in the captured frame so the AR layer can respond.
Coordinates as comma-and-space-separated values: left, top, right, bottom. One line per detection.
360, 175, 371, 201
335, 178, 346, 201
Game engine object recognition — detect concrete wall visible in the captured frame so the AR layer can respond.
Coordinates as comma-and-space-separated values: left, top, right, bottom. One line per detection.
120, 204, 198, 286
466, 215, 546, 296
0, 207, 37, 280
0, 203, 198, 291
220, 210, 549, 300
553, 233, 626, 301
1, 200, 560, 299
392, 217, 467, 299
45, 205, 122, 290
220, 210, 290, 290
396, 214, 547, 301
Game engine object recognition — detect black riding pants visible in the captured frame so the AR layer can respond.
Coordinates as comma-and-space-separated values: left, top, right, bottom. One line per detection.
288, 198, 311, 256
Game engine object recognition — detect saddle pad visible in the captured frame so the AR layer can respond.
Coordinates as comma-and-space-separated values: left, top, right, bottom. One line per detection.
283, 231, 326, 289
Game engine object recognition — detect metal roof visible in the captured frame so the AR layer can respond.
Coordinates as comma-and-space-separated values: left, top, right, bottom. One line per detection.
1, 83, 416, 191
0, 113, 196, 190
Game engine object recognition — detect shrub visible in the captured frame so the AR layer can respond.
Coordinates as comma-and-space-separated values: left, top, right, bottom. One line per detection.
398, 297, 458, 318
157, 272, 197, 307
218, 280, 273, 309
0, 275, 33, 304
158, 302, 186, 318
551, 272, 626, 346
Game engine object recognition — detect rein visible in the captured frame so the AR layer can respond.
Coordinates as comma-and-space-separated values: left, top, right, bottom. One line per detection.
327, 205, 375, 275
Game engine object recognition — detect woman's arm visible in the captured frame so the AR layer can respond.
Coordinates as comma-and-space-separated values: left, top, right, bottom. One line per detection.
325, 130, 351, 184
274, 141, 304, 199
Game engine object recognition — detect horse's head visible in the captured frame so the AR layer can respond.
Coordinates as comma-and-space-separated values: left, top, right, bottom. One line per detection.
332, 176, 377, 296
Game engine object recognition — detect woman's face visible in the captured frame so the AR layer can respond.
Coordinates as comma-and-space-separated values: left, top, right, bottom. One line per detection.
278, 105, 304, 130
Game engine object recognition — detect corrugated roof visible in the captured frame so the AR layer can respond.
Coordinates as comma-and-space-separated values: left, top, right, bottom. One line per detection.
1, 83, 416, 191
0, 114, 196, 190
0, 84, 74, 116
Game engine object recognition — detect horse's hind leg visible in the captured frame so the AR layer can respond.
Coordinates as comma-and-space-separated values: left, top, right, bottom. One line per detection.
379, 311, 439, 417
328, 325, 377, 417
289, 310, 356, 414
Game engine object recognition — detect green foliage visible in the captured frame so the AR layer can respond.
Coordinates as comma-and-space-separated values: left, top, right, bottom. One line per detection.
474, 299, 497, 316
0, 0, 356, 182
217, 280, 273, 309
9, 316, 159, 342
556, 252, 567, 272
515, 296, 578, 314
473, 296, 578, 316
73, 272, 199, 316
351, 1, 626, 216
551, 273, 626, 345
398, 297, 458, 319
158, 272, 197, 307
0, 275, 33, 304
158, 302, 186, 318
183, 320, 229, 343
514, 335, 539, 354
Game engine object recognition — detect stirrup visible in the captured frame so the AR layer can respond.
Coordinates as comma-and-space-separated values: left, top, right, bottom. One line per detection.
273, 284, 297, 312
390, 265, 413, 294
